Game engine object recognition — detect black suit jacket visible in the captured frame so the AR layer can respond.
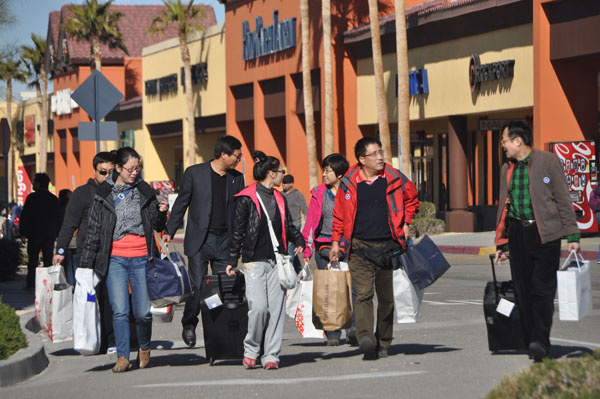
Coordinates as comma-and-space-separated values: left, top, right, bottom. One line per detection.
165, 161, 245, 256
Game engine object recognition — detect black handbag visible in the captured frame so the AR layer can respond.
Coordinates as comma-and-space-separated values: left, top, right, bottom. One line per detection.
353, 240, 403, 269
398, 235, 451, 290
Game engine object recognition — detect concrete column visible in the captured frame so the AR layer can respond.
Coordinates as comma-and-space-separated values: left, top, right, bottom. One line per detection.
446, 115, 474, 232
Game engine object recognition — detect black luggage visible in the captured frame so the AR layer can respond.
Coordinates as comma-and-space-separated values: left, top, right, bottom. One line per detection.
199, 272, 248, 365
483, 254, 527, 353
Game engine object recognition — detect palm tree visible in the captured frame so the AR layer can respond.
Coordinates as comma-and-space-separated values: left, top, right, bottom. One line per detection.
61, 0, 128, 72
21, 33, 49, 173
367, 0, 392, 164
395, 0, 411, 174
322, 0, 333, 156
0, 49, 28, 203
150, 0, 206, 169
300, 0, 319, 189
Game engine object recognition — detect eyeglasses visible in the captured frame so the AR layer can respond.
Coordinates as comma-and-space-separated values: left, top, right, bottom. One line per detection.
500, 138, 513, 145
96, 169, 113, 176
122, 165, 141, 174
273, 169, 284, 174
363, 150, 384, 158
323, 167, 335, 174
231, 152, 242, 160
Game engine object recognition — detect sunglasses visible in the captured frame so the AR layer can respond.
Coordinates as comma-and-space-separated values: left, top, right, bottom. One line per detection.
96, 169, 113, 176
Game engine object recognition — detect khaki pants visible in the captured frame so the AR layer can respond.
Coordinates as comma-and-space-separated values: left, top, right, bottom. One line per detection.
349, 238, 394, 350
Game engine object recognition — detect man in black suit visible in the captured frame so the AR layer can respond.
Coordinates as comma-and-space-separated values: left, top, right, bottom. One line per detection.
163, 136, 244, 347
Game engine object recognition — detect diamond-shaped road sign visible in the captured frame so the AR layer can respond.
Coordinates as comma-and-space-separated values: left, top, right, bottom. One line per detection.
71, 69, 123, 121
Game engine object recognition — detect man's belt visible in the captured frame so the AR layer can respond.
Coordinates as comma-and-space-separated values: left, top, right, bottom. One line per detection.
510, 218, 536, 227
208, 228, 228, 235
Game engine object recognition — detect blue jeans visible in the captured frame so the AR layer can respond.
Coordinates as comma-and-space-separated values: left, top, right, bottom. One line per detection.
106, 255, 152, 359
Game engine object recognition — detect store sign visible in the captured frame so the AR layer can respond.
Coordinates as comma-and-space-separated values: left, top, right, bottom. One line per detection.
242, 10, 296, 61
478, 118, 526, 131
51, 88, 79, 115
24, 114, 35, 144
469, 53, 515, 93
17, 166, 31, 206
395, 69, 429, 97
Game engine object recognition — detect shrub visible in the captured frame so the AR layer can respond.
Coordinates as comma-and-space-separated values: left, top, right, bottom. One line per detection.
410, 201, 446, 237
0, 238, 24, 281
487, 350, 600, 399
0, 297, 27, 360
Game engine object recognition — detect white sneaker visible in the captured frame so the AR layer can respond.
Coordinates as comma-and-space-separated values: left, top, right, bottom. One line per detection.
107, 346, 117, 360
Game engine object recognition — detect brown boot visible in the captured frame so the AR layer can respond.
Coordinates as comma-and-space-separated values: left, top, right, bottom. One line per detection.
112, 356, 131, 373
138, 348, 151, 369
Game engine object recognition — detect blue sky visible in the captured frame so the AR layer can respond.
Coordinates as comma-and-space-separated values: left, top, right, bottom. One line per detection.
0, 0, 225, 98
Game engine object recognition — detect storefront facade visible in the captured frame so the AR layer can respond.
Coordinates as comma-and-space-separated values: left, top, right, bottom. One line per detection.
141, 23, 226, 187
346, 0, 533, 231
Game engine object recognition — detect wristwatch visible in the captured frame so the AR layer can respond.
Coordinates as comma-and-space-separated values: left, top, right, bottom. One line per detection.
57, 248, 65, 255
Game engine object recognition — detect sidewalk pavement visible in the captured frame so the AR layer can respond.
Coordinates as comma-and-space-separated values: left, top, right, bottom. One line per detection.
428, 231, 600, 260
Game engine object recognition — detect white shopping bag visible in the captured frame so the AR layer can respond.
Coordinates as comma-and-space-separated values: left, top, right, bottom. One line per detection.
151, 305, 174, 323
285, 265, 311, 318
50, 284, 73, 343
35, 265, 67, 337
73, 268, 101, 355
393, 267, 424, 323
294, 279, 325, 339
557, 251, 592, 321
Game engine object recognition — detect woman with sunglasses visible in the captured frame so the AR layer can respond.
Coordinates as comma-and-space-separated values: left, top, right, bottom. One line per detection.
80, 147, 168, 372
302, 153, 351, 346
226, 150, 305, 370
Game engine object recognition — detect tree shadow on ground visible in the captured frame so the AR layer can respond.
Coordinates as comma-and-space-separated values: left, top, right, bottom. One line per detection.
389, 343, 461, 356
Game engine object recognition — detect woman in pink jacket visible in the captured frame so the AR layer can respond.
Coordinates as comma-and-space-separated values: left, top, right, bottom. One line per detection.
302, 153, 351, 346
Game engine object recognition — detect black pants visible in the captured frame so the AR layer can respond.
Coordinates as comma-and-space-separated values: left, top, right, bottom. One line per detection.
508, 221, 561, 350
26, 236, 54, 287
181, 232, 230, 329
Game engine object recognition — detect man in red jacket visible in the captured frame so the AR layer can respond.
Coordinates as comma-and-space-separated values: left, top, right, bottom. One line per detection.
330, 137, 419, 360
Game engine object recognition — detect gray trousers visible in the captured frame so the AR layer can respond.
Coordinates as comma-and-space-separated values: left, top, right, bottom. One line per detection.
241, 260, 285, 365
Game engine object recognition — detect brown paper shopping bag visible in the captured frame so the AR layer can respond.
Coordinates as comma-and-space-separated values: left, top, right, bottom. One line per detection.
312, 269, 353, 331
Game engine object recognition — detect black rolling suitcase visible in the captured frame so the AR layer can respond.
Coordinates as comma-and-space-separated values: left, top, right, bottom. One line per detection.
483, 254, 527, 353
199, 272, 248, 365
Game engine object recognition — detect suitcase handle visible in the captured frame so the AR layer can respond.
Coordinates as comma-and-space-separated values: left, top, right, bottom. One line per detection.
488, 253, 509, 304
216, 272, 245, 309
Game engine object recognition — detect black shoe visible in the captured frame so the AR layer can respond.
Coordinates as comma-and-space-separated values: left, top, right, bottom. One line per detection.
528, 341, 547, 362
359, 336, 377, 360
378, 347, 389, 358
327, 338, 340, 346
182, 328, 196, 347
346, 327, 358, 346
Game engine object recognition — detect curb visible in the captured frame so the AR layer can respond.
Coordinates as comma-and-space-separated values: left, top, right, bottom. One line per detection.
0, 312, 49, 387
437, 246, 597, 260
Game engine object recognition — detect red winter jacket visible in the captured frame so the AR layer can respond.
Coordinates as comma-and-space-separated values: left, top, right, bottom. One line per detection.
331, 163, 420, 254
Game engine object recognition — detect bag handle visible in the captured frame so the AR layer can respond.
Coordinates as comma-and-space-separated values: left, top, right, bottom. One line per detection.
152, 231, 185, 266
256, 193, 281, 254
560, 250, 584, 271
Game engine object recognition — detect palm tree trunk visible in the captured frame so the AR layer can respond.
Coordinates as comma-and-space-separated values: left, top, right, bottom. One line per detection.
301, 0, 318, 189
92, 37, 102, 72
180, 36, 196, 168
368, 0, 392, 164
322, 0, 333, 155
6, 78, 13, 203
395, 0, 411, 175
39, 63, 48, 173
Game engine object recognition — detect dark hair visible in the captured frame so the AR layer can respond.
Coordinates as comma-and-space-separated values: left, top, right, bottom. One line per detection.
502, 121, 532, 147
282, 174, 294, 184
252, 150, 280, 181
114, 147, 140, 167
354, 137, 382, 165
93, 151, 115, 169
33, 173, 50, 190
58, 189, 72, 206
214, 135, 242, 159
322, 153, 349, 177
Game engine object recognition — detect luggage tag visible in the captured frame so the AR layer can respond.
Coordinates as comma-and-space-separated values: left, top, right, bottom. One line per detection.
204, 294, 223, 310
496, 298, 515, 317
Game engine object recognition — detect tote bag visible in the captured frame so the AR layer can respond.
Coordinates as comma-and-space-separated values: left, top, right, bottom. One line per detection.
73, 268, 101, 355
398, 235, 451, 290
393, 267, 424, 323
312, 269, 353, 331
557, 251, 592, 321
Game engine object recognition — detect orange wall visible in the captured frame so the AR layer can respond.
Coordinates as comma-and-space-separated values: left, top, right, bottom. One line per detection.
534, 0, 600, 150
225, 0, 394, 196
52, 64, 131, 191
